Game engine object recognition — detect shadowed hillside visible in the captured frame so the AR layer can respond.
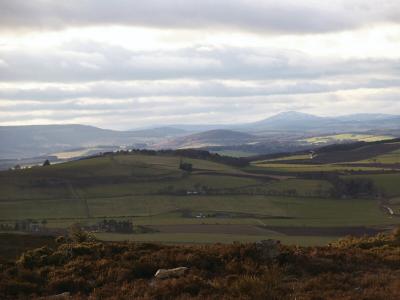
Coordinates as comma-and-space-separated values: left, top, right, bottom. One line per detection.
157, 129, 257, 149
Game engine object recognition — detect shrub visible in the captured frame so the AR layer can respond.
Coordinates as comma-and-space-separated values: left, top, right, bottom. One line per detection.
393, 226, 400, 242
0, 232, 399, 299
69, 224, 96, 243
0, 279, 37, 297
17, 246, 52, 269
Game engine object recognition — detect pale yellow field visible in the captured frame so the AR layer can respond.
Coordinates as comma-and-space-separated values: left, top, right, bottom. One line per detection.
302, 134, 393, 144
256, 154, 310, 163
253, 162, 387, 173
53, 148, 103, 159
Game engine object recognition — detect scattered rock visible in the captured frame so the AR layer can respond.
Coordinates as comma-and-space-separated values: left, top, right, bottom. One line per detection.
256, 239, 281, 261
154, 267, 188, 279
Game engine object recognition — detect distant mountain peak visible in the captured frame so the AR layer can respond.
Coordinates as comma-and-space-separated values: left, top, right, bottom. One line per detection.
251, 111, 324, 127
268, 111, 322, 120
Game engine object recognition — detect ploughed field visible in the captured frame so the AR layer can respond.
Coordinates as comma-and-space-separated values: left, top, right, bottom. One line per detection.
1, 144, 400, 245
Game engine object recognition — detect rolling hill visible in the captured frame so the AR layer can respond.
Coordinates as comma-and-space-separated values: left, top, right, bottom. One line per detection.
251, 138, 400, 166
162, 111, 400, 134
0, 125, 186, 159
243, 111, 400, 133
311, 138, 400, 164
2, 112, 400, 160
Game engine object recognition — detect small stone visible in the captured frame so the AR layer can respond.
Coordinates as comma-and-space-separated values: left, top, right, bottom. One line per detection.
154, 267, 188, 279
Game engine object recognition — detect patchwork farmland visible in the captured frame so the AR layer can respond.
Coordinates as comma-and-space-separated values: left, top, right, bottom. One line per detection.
1, 140, 400, 246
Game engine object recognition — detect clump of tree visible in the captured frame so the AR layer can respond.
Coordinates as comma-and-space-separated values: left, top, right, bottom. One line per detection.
174, 149, 249, 167
98, 219, 133, 233
329, 177, 378, 198
68, 224, 96, 243
95, 148, 249, 167
303, 173, 381, 199
179, 161, 193, 172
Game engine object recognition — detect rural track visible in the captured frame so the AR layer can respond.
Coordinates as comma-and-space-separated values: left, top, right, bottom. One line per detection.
66, 182, 90, 218
194, 170, 292, 180
378, 197, 399, 218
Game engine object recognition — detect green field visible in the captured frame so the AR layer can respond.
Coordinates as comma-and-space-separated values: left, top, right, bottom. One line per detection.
1, 151, 398, 245
2, 194, 390, 227
388, 197, 400, 215
344, 173, 400, 197
94, 232, 336, 246
251, 162, 386, 173
355, 149, 400, 164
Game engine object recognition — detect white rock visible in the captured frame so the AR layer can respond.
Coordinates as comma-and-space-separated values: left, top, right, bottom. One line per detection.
154, 267, 188, 279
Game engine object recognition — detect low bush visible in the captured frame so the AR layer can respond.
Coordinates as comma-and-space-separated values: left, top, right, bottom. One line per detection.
0, 228, 398, 299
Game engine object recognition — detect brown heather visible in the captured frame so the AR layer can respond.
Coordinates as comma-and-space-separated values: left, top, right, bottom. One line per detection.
0, 228, 399, 299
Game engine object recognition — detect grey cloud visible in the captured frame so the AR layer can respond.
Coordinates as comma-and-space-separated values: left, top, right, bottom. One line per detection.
1, 43, 399, 82
0, 0, 399, 34
1, 77, 400, 102
0, 100, 237, 124
4, 90, 399, 129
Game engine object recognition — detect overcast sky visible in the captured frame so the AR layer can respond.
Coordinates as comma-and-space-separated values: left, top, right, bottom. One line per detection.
1, 0, 400, 129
